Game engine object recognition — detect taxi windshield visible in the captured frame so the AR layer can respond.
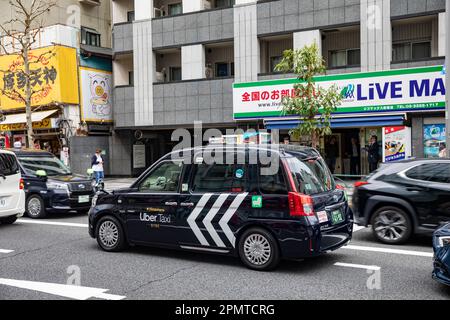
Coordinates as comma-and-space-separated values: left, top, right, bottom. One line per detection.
285, 156, 335, 195
18, 156, 71, 176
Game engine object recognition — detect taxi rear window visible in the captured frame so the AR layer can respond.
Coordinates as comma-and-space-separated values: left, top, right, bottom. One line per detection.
285, 156, 335, 195
0, 153, 19, 176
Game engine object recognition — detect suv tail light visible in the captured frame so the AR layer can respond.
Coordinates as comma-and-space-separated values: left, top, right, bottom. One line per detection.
354, 181, 369, 188
288, 192, 315, 216
19, 178, 24, 190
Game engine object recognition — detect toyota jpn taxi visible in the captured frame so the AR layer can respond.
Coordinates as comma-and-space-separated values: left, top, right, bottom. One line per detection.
88, 144, 353, 271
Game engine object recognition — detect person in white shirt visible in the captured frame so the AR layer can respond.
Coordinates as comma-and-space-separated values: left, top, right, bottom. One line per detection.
91, 149, 105, 183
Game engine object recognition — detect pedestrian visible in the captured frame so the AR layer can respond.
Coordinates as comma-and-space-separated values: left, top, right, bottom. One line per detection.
325, 136, 339, 174
91, 149, 105, 183
349, 137, 360, 175
367, 135, 379, 173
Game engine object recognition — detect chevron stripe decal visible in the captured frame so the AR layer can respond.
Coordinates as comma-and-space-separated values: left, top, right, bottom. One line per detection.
187, 193, 248, 248
219, 192, 248, 248
187, 193, 212, 246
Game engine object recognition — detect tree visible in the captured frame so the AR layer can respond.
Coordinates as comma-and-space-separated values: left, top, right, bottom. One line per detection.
275, 42, 342, 148
0, 0, 56, 149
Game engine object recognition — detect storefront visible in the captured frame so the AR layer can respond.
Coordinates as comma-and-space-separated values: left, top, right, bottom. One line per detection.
233, 66, 446, 175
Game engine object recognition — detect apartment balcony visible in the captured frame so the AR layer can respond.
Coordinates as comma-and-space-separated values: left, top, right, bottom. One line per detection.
153, 78, 234, 125
114, 85, 135, 128
152, 7, 234, 48
113, 23, 133, 54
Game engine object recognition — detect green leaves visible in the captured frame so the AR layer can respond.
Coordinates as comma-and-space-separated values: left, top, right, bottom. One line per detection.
275, 42, 342, 145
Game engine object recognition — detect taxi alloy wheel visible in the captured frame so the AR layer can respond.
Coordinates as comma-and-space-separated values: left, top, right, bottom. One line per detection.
96, 216, 126, 252
26, 195, 46, 219
238, 227, 280, 271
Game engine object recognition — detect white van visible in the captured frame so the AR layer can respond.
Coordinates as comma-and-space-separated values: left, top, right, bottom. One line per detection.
0, 150, 25, 224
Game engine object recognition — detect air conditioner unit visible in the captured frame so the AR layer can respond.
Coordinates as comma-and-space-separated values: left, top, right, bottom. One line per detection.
154, 7, 164, 18
203, 0, 212, 10
155, 72, 165, 82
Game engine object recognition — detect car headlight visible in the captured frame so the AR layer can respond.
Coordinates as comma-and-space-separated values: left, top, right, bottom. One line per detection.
46, 182, 69, 191
438, 236, 450, 247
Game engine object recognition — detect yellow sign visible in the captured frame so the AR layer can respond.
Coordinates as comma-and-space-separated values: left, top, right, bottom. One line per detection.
0, 118, 57, 131
0, 45, 79, 110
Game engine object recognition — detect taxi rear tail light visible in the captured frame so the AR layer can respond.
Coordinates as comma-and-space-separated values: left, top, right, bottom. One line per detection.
19, 178, 24, 190
288, 192, 315, 217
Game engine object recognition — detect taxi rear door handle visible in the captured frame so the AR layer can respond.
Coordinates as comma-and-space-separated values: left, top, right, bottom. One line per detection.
180, 202, 194, 207
165, 201, 178, 206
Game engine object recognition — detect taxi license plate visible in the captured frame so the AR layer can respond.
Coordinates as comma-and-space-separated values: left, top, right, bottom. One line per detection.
331, 209, 344, 225
0, 198, 6, 208
78, 195, 90, 204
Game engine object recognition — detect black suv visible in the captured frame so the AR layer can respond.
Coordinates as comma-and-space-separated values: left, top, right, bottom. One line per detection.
9, 149, 95, 218
353, 159, 450, 244
88, 144, 353, 271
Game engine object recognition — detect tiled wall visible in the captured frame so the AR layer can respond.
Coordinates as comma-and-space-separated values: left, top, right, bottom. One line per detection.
114, 86, 135, 128
391, 0, 446, 17
113, 23, 133, 53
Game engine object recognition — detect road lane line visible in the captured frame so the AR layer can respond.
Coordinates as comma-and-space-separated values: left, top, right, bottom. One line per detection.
0, 249, 14, 254
334, 262, 380, 271
17, 219, 88, 228
343, 244, 433, 257
0, 278, 125, 300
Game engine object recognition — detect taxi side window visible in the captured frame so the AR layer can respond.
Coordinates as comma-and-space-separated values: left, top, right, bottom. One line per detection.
258, 164, 287, 195
139, 161, 182, 192
191, 163, 248, 193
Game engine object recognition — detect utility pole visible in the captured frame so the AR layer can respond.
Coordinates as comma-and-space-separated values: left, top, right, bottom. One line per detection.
446, 0, 450, 157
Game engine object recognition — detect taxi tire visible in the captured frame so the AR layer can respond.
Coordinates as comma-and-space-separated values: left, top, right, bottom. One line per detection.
0, 215, 17, 224
96, 216, 127, 252
26, 195, 47, 219
238, 227, 280, 271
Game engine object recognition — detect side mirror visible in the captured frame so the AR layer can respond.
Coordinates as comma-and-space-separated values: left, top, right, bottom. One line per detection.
36, 170, 47, 177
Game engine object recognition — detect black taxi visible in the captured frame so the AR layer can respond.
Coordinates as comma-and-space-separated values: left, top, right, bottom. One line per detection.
88, 144, 353, 270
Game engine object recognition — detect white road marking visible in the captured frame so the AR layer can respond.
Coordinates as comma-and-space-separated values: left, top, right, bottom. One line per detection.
334, 262, 380, 271
17, 219, 88, 228
0, 278, 125, 300
353, 224, 366, 232
343, 244, 433, 257
0, 249, 14, 254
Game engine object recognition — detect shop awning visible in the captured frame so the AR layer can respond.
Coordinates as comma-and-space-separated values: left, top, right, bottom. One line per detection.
0, 110, 58, 125
264, 115, 406, 130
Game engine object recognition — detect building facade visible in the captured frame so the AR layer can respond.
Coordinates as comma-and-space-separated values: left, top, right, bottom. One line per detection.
0, 0, 113, 174
111, 0, 447, 176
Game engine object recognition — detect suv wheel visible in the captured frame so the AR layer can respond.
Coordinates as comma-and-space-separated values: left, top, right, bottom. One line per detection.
26, 195, 46, 219
96, 216, 126, 252
0, 215, 17, 224
238, 227, 280, 271
371, 206, 412, 244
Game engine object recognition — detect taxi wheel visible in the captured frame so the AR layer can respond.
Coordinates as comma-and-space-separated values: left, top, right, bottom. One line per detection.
238, 227, 280, 271
96, 216, 126, 252
26, 195, 46, 219
370, 206, 412, 245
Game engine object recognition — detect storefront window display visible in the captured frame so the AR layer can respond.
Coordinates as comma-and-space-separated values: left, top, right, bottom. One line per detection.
424, 124, 446, 158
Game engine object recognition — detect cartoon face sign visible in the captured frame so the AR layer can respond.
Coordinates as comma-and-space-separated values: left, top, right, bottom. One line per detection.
89, 74, 111, 116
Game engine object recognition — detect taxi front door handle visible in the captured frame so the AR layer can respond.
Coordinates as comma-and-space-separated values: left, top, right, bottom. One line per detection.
165, 201, 178, 207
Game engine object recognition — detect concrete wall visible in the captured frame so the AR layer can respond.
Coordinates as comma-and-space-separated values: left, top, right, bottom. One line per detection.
113, 54, 134, 87
152, 8, 234, 48
114, 86, 135, 128
109, 131, 133, 176
390, 0, 446, 17
153, 78, 234, 126
113, 23, 134, 53
69, 136, 110, 175
257, 0, 361, 35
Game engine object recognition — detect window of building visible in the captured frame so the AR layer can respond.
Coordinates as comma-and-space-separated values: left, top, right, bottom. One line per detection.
81, 27, 101, 47
405, 163, 450, 184
168, 3, 182, 16
329, 49, 360, 68
215, 62, 229, 77
191, 163, 248, 193
170, 67, 182, 81
270, 56, 283, 73
128, 71, 134, 86
215, 0, 235, 8
231, 62, 235, 76
392, 41, 431, 62
127, 11, 135, 22
139, 161, 182, 192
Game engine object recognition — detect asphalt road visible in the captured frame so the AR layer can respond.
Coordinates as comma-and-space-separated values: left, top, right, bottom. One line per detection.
1, 209, 450, 300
